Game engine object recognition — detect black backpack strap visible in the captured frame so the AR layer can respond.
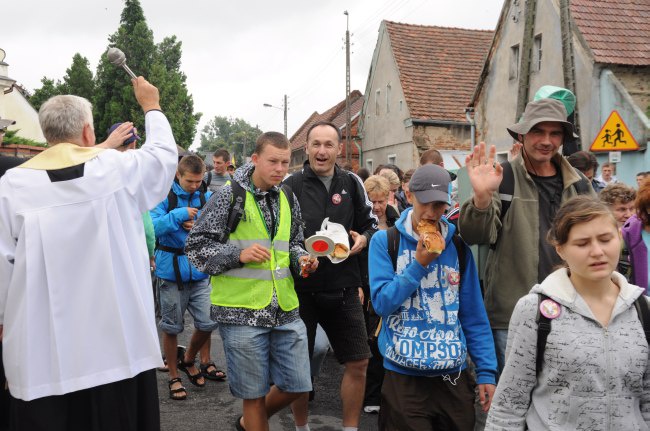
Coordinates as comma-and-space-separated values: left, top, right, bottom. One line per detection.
289, 171, 304, 202
498, 161, 514, 221
451, 232, 466, 283
280, 184, 295, 211
572, 176, 591, 195
198, 190, 206, 208
535, 293, 553, 377
166, 189, 177, 213
386, 226, 400, 271
634, 295, 650, 346
219, 180, 247, 244
205, 171, 212, 187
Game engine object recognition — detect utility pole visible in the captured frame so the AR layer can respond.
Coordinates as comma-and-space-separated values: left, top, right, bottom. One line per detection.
283, 94, 288, 138
344, 10, 352, 164
263, 96, 288, 137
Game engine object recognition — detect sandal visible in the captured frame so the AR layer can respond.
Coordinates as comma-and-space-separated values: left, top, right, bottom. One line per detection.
168, 377, 187, 400
177, 346, 205, 387
234, 415, 246, 431
200, 362, 227, 381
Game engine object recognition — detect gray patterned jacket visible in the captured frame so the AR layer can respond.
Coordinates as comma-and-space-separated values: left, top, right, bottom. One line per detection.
486, 269, 650, 431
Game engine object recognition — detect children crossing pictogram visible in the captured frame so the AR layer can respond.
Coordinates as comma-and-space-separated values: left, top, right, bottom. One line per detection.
590, 111, 639, 152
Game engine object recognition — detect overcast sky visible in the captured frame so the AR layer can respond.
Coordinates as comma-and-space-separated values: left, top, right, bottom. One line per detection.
3, 0, 504, 148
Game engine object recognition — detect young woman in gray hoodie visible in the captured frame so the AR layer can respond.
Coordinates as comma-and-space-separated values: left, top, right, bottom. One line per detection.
486, 196, 650, 430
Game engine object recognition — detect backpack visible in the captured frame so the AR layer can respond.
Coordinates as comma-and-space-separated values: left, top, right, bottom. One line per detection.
534, 293, 650, 376
204, 171, 212, 190
155, 184, 208, 290
164, 187, 207, 214
490, 161, 591, 251
217, 180, 296, 244
497, 160, 591, 223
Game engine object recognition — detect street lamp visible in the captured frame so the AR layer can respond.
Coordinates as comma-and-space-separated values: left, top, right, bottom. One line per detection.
263, 94, 288, 137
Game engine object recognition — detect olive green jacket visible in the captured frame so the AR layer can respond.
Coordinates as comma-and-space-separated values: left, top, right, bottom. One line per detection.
458, 154, 595, 329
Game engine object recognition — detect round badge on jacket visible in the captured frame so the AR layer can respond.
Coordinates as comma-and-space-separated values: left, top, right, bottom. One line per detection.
332, 194, 342, 205
447, 271, 460, 286
539, 298, 561, 319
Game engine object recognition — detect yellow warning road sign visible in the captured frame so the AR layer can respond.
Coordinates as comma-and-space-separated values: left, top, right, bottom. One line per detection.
590, 111, 639, 152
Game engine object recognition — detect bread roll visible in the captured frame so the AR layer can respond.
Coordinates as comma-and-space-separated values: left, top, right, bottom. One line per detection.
331, 243, 350, 259
417, 220, 445, 254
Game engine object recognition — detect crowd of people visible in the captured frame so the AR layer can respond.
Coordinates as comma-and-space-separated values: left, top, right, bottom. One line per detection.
0, 77, 648, 431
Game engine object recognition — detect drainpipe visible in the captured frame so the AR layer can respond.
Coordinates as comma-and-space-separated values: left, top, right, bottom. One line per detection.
353, 138, 362, 166
465, 107, 476, 150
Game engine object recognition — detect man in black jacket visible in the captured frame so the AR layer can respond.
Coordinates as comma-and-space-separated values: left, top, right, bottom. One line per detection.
284, 121, 377, 431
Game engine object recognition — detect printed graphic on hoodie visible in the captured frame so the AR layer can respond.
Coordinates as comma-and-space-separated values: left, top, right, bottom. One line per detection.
383, 249, 466, 371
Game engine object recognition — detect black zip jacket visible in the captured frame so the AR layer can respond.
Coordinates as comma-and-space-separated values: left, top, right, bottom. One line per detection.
284, 162, 378, 292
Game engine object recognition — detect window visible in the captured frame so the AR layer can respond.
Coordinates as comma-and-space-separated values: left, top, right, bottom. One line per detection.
386, 84, 391, 113
533, 34, 543, 72
509, 44, 519, 80
375, 90, 381, 116
387, 154, 396, 165
366, 159, 373, 172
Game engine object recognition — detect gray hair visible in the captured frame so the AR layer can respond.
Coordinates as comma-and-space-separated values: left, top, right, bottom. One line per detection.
39, 95, 93, 144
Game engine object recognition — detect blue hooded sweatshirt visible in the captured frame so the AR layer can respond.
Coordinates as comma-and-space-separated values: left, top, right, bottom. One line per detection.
151, 181, 211, 283
369, 207, 497, 385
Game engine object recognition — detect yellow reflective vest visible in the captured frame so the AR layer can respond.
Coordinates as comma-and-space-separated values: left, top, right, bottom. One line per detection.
210, 187, 297, 310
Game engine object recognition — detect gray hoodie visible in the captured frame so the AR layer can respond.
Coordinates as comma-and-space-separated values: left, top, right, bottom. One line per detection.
486, 268, 650, 431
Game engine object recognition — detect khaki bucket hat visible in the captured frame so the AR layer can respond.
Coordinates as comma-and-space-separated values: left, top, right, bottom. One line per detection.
507, 98, 578, 142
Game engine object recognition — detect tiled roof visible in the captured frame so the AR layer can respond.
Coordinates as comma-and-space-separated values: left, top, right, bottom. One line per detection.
571, 0, 650, 66
384, 21, 493, 123
290, 90, 363, 151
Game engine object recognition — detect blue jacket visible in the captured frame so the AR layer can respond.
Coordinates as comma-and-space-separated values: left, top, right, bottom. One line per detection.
369, 208, 497, 384
151, 181, 211, 282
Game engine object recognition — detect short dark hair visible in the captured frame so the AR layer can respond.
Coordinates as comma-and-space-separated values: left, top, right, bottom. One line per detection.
178, 154, 206, 176
420, 149, 443, 166
254, 131, 290, 155
306, 121, 341, 143
566, 150, 598, 173
379, 163, 404, 182
356, 167, 370, 182
213, 149, 230, 162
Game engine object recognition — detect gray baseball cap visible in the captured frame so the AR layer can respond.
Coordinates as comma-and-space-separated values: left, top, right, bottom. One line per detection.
409, 164, 450, 204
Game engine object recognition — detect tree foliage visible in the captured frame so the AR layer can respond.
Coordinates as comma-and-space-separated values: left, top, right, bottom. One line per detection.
29, 77, 63, 111
198, 116, 262, 162
61, 54, 95, 101
29, 0, 200, 147
1, 129, 47, 147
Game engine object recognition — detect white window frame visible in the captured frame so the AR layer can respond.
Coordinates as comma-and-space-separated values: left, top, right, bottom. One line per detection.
366, 159, 374, 172
386, 84, 391, 114
387, 154, 397, 165
375, 90, 381, 116
509, 44, 519, 80
533, 34, 543, 72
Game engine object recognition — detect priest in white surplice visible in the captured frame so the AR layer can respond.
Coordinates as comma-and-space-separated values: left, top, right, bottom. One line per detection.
0, 77, 177, 430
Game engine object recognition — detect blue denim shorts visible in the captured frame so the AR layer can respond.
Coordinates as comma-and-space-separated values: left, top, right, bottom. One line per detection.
157, 277, 218, 335
219, 319, 312, 399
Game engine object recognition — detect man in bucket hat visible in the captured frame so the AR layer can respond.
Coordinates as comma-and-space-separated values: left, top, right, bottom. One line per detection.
458, 97, 594, 374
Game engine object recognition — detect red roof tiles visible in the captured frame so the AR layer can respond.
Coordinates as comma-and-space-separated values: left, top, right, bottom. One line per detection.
571, 0, 650, 66
384, 21, 494, 123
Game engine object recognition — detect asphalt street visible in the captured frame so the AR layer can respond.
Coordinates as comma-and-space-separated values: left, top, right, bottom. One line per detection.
157, 318, 380, 431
